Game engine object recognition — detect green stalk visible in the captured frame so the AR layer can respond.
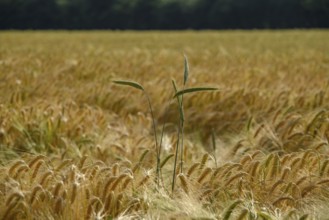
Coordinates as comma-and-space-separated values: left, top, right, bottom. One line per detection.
180, 55, 188, 173
144, 93, 160, 187
171, 79, 184, 193
158, 98, 174, 188
112, 80, 160, 188
179, 89, 185, 174
211, 128, 218, 168
172, 125, 180, 193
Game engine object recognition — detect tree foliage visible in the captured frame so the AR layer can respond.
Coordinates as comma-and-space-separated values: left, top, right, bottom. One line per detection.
0, 0, 328, 29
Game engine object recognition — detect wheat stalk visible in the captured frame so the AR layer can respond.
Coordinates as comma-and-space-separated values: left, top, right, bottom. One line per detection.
178, 174, 189, 194
30, 184, 44, 204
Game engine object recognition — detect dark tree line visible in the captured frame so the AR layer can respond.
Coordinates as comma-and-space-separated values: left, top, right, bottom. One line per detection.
0, 0, 328, 29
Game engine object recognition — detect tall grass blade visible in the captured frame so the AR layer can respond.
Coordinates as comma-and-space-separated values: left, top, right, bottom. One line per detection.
223, 200, 242, 220
257, 212, 274, 220
160, 154, 174, 168
144, 93, 160, 188
247, 117, 253, 131
299, 214, 309, 220
211, 129, 216, 153
183, 55, 189, 86
174, 87, 218, 98
113, 80, 144, 91
171, 79, 184, 122
171, 80, 180, 193
171, 79, 184, 193
172, 129, 180, 193
171, 79, 180, 102
138, 149, 149, 163
211, 129, 217, 167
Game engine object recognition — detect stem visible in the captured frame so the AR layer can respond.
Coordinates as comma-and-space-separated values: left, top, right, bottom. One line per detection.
158, 123, 165, 189
172, 125, 180, 193
144, 92, 159, 187
179, 87, 185, 174
171, 79, 186, 193
157, 123, 165, 188
158, 98, 174, 188
211, 128, 218, 168
180, 120, 184, 173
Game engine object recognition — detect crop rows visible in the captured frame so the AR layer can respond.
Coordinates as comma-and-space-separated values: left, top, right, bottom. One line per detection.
0, 30, 328, 219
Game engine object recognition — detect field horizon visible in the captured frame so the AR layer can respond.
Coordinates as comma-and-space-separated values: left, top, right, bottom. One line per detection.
0, 30, 329, 219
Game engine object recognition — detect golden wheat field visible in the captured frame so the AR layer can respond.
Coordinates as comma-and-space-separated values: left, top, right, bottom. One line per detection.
0, 30, 329, 219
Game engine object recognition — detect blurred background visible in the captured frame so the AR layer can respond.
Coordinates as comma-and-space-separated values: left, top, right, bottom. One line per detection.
0, 0, 328, 30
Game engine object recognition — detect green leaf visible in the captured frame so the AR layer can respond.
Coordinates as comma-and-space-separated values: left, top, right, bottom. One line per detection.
160, 154, 174, 168
172, 79, 185, 121
299, 214, 309, 220
247, 116, 253, 131
138, 149, 149, 163
171, 79, 181, 103
171, 79, 178, 93
173, 87, 218, 98
211, 129, 216, 152
223, 200, 242, 220
183, 55, 189, 86
257, 212, 274, 220
113, 80, 144, 91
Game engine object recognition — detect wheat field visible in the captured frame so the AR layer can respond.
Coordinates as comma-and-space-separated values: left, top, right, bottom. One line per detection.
0, 30, 329, 219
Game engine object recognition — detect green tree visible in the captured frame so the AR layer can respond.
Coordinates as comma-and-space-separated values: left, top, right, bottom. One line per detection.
0, 0, 59, 29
